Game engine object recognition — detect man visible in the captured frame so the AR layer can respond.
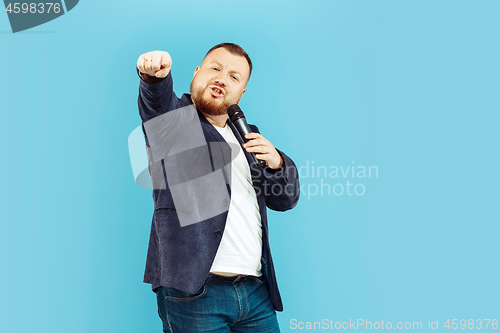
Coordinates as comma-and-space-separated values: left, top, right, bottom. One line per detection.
136, 43, 300, 332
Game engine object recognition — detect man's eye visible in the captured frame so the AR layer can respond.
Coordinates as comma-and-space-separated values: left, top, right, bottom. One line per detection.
232, 76, 239, 81
212, 67, 220, 71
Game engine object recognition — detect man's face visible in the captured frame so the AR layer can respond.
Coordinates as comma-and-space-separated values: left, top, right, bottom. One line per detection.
190, 48, 250, 116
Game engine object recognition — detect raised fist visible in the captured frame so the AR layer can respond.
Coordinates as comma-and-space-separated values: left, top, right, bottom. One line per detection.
137, 51, 172, 79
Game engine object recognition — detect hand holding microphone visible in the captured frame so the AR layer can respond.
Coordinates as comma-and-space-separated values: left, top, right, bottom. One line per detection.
227, 105, 284, 170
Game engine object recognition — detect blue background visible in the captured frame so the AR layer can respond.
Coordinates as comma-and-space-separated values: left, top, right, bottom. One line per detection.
2, 0, 499, 332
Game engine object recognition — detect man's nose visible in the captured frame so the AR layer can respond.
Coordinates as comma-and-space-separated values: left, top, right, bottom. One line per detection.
214, 76, 226, 86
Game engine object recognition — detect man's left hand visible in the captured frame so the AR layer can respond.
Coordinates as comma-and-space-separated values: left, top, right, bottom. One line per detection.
242, 133, 284, 170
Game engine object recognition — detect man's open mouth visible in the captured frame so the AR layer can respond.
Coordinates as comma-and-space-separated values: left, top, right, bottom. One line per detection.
210, 86, 225, 97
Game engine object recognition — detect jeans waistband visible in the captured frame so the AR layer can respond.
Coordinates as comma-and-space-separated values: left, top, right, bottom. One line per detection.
206, 273, 252, 283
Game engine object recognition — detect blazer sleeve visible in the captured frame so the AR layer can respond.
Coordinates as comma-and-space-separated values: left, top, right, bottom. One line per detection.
249, 125, 300, 212
137, 67, 180, 123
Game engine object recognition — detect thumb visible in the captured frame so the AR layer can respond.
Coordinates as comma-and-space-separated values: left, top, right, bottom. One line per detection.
155, 68, 169, 78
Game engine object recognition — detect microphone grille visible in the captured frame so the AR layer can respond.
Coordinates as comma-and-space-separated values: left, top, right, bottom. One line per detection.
227, 104, 245, 122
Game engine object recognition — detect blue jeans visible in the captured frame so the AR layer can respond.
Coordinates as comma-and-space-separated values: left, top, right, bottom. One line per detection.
156, 273, 281, 332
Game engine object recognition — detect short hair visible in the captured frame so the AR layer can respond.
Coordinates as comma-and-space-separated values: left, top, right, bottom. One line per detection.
204, 43, 253, 81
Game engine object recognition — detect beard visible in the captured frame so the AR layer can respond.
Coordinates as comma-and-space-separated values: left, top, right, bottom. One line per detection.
190, 81, 231, 116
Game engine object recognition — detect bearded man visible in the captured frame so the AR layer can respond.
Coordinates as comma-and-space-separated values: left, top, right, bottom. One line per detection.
136, 43, 300, 333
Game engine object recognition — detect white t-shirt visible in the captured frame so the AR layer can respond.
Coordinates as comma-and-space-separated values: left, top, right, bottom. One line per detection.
209, 123, 263, 277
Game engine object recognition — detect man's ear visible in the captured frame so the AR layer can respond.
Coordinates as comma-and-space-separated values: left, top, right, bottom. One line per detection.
193, 66, 200, 78
240, 87, 246, 98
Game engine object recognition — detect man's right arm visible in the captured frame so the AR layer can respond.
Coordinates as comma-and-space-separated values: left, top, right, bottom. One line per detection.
137, 50, 177, 123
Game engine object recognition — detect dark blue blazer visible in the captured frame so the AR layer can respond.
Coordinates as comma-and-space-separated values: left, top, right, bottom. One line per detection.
137, 69, 300, 311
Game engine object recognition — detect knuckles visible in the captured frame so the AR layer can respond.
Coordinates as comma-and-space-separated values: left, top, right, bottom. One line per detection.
137, 51, 172, 75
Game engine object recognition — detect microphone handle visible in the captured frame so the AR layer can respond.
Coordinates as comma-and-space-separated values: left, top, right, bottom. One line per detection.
233, 118, 267, 168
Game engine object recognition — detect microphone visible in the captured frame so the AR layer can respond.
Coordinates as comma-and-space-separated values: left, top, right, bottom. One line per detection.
227, 104, 267, 168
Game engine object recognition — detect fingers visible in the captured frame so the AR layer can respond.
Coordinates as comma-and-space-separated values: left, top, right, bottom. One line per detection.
245, 133, 261, 140
155, 53, 172, 78
243, 138, 265, 148
144, 53, 154, 73
242, 132, 283, 169
137, 52, 153, 75
243, 133, 266, 148
161, 53, 172, 69
243, 133, 263, 148
137, 51, 172, 78
242, 133, 272, 154
245, 145, 273, 155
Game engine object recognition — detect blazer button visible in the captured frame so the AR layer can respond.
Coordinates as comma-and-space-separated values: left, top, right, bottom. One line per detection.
215, 230, 222, 237
223, 199, 229, 206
